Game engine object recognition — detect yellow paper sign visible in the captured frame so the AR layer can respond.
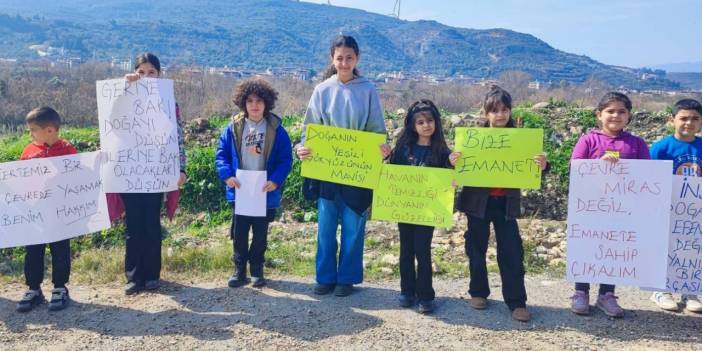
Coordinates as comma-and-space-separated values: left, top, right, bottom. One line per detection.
454, 128, 544, 189
301, 124, 385, 189
372, 164, 455, 228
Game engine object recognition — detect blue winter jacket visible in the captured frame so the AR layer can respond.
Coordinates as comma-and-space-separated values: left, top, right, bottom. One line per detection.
215, 112, 293, 208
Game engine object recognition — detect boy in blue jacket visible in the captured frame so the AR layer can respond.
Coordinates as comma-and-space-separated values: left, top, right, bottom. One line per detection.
649, 98, 702, 313
215, 79, 292, 287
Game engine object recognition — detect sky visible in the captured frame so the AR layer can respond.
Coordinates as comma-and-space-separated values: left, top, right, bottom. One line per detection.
302, 0, 701, 68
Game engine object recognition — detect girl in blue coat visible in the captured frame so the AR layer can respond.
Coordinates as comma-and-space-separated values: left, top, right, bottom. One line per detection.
215, 78, 292, 287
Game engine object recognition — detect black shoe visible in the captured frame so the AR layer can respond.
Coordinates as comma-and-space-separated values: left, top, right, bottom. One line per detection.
144, 280, 160, 291
48, 287, 70, 311
16, 290, 45, 312
418, 300, 434, 314
125, 281, 141, 295
313, 283, 335, 295
250, 264, 266, 287
251, 276, 266, 288
228, 266, 249, 288
398, 294, 415, 308
334, 284, 353, 297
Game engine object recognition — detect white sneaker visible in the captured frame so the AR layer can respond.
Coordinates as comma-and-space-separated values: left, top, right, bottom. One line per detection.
650, 292, 679, 311
683, 295, 702, 313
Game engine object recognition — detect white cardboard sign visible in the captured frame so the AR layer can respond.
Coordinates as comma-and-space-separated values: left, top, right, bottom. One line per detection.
0, 151, 111, 248
96, 78, 180, 193
566, 159, 672, 288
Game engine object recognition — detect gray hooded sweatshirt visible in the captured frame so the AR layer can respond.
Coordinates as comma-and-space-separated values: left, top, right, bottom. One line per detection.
301, 75, 386, 143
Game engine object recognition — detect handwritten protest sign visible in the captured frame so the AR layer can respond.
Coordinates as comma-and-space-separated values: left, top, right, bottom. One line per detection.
454, 128, 543, 189
96, 78, 180, 193
566, 159, 671, 288
372, 165, 455, 227
301, 124, 385, 189
0, 152, 110, 248
652, 175, 702, 294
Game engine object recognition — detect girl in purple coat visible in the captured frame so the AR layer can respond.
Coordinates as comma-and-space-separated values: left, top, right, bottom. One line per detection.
570, 92, 649, 317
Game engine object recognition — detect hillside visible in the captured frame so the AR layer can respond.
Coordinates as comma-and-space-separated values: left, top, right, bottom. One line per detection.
0, 0, 679, 90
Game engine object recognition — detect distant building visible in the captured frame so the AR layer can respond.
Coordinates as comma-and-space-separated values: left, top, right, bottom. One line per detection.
110, 57, 132, 72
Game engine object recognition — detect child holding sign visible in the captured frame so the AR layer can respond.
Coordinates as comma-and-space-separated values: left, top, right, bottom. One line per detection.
215, 78, 292, 288
570, 92, 649, 317
389, 99, 452, 313
649, 98, 702, 313
449, 86, 547, 322
296, 35, 387, 297
16, 107, 77, 312
119, 53, 187, 295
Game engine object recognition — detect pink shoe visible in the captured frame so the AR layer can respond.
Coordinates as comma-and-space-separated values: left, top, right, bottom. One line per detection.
570, 290, 590, 315
596, 292, 624, 318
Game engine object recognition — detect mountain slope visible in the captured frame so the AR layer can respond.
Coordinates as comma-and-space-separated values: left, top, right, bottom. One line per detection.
0, 0, 678, 89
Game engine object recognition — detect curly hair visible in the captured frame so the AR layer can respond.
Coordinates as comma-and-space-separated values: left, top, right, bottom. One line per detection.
232, 78, 278, 117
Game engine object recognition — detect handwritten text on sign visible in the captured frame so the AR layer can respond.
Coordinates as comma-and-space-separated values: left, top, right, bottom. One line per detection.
454, 128, 543, 189
372, 164, 455, 227
566, 159, 671, 288
660, 175, 702, 293
96, 78, 180, 193
0, 152, 111, 248
301, 124, 385, 189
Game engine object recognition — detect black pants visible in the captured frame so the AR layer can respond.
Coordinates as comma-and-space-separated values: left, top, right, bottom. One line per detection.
465, 197, 527, 310
230, 206, 276, 276
399, 223, 435, 301
121, 193, 164, 283
575, 283, 615, 295
24, 239, 71, 290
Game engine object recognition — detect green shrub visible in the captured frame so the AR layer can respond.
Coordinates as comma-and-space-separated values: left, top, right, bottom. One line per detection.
181, 145, 227, 212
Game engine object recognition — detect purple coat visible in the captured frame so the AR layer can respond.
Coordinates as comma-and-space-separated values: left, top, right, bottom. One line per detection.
571, 129, 650, 160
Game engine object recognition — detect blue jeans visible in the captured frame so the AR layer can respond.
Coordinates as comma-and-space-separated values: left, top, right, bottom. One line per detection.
316, 194, 368, 285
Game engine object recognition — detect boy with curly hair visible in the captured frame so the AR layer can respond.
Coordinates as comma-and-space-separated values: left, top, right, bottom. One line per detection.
215, 78, 292, 287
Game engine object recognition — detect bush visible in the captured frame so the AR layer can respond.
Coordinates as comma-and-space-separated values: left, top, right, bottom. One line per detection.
181, 145, 227, 212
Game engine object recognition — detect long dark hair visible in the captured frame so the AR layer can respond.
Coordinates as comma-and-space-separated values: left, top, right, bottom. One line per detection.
476, 85, 516, 128
391, 99, 450, 167
321, 35, 360, 80
134, 52, 161, 72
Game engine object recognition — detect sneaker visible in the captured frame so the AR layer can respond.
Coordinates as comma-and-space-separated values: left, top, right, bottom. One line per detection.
469, 297, 487, 310
418, 300, 434, 314
651, 292, 679, 311
48, 287, 70, 311
570, 290, 590, 315
313, 283, 335, 295
124, 281, 141, 295
16, 290, 45, 312
398, 294, 415, 308
683, 295, 702, 313
511, 307, 531, 322
596, 292, 624, 318
334, 284, 353, 297
144, 280, 160, 291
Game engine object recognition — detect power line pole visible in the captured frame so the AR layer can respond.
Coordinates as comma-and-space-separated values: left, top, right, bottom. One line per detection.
391, 0, 401, 18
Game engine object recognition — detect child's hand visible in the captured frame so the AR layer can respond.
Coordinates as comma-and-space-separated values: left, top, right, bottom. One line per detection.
380, 144, 392, 159
448, 151, 462, 166
178, 172, 187, 187
296, 146, 311, 160
262, 181, 278, 192
533, 153, 548, 171
600, 153, 620, 163
124, 73, 140, 82
225, 177, 241, 189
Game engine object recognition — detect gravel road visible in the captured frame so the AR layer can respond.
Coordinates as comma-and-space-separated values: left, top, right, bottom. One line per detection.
1, 275, 700, 350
